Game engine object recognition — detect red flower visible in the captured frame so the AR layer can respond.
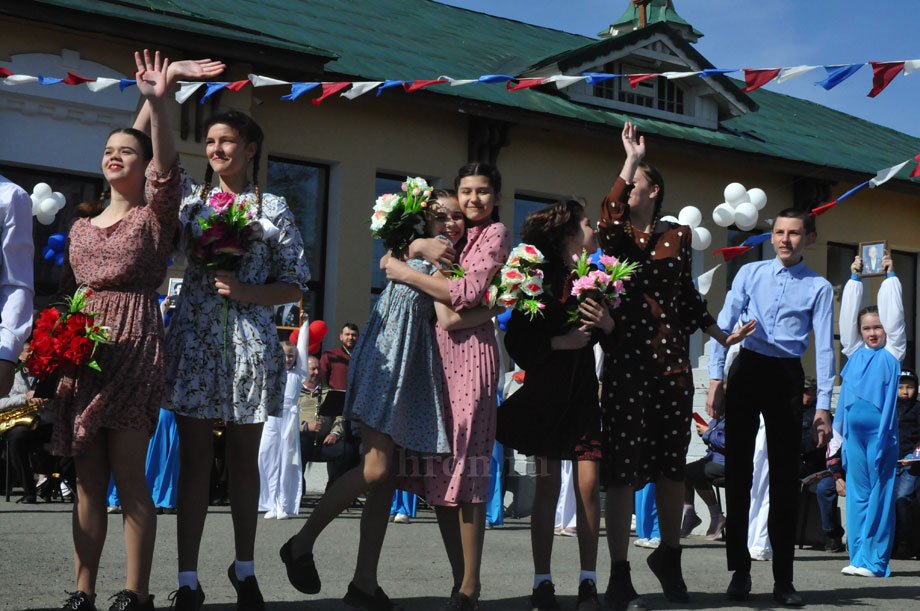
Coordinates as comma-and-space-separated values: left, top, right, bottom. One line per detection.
67, 312, 88, 332
64, 336, 93, 364
199, 224, 228, 246
35, 308, 60, 331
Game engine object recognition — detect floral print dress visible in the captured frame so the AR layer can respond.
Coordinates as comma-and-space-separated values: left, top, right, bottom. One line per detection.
162, 175, 311, 423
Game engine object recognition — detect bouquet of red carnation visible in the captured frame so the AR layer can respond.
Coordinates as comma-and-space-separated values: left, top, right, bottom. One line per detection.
26, 286, 111, 380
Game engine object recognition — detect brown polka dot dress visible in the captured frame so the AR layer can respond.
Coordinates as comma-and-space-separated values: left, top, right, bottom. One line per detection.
597, 177, 716, 486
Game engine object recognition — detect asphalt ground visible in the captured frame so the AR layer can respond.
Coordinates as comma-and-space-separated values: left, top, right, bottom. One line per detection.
2, 495, 919, 610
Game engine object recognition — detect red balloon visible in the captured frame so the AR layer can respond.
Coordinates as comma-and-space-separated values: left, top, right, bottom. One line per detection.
309, 320, 328, 342
289, 329, 300, 345
308, 341, 322, 355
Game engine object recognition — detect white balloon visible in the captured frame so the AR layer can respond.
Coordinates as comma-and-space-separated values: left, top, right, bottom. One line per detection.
30, 194, 42, 215
660, 215, 679, 224
747, 188, 767, 211
51, 192, 67, 210
712, 203, 735, 227
678, 206, 702, 228
32, 182, 52, 199
36, 212, 56, 226
691, 226, 712, 250
724, 182, 747, 206
734, 202, 759, 231
40, 197, 58, 215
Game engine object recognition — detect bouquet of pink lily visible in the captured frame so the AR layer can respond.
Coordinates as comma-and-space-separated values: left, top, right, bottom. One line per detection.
567, 249, 638, 323
481, 243, 547, 320
370, 176, 433, 255
190, 191, 263, 363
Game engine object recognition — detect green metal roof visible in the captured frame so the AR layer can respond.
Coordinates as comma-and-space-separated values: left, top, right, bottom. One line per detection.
25, 0, 920, 184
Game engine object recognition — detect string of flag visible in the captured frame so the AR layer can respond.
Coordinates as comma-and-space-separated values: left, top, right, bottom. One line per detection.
4, 57, 920, 104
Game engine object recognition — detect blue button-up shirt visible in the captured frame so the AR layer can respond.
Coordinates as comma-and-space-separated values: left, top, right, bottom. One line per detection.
709, 257, 836, 411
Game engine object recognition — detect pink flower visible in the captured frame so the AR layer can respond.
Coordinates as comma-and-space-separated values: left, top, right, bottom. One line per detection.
413, 187, 421, 195
570, 276, 595, 297
588, 270, 612, 290
209, 191, 235, 213
211, 238, 245, 257
481, 284, 500, 307
612, 280, 625, 294
598, 254, 619, 269
401, 183, 408, 191
501, 268, 525, 285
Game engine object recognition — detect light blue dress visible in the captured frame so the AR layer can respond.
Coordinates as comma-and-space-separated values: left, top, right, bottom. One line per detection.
343, 256, 450, 455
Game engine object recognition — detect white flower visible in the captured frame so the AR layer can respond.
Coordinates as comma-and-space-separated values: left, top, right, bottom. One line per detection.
510, 243, 545, 265
481, 284, 500, 307
370, 208, 389, 231
520, 274, 544, 297
374, 193, 400, 214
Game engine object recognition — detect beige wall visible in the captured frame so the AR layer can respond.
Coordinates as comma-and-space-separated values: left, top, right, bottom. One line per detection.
4, 20, 920, 365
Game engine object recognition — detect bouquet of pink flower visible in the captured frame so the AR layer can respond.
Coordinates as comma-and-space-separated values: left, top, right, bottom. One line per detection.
567, 249, 638, 323
370, 176, 433, 255
481, 243, 547, 320
190, 191, 260, 270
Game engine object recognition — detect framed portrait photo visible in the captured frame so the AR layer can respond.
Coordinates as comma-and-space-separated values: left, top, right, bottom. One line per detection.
858, 240, 887, 278
167, 277, 184, 298
274, 299, 302, 330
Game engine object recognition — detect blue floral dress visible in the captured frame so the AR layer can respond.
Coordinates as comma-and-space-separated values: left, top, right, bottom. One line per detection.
162, 175, 311, 423
343, 256, 450, 454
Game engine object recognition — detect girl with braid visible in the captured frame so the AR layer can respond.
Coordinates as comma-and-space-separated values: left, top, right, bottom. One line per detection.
135, 69, 310, 607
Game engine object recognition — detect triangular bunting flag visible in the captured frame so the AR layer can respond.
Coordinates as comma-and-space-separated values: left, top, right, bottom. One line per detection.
776, 65, 818, 83
200, 82, 229, 103
695, 264, 721, 296
904, 60, 920, 76
0, 67, 13, 77
248, 74, 290, 87
313, 82, 351, 105
507, 78, 545, 92
86, 77, 120, 92
740, 232, 772, 248
447, 79, 477, 86
870, 160, 911, 186
810, 200, 838, 216
741, 68, 781, 92
582, 72, 619, 84
867, 61, 905, 97
544, 75, 587, 89
701, 68, 738, 77
713, 246, 752, 262
119, 79, 136, 91
175, 81, 204, 103
816, 64, 864, 90
225, 79, 251, 92
62, 71, 94, 85
2, 75, 38, 85
477, 74, 513, 84
403, 79, 448, 92
280, 82, 319, 101
911, 154, 920, 178
661, 71, 700, 79
37, 74, 63, 85
342, 81, 383, 99
377, 80, 406, 96
837, 180, 872, 202
628, 73, 659, 89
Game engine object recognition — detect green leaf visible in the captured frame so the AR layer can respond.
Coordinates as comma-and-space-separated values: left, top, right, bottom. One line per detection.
87, 360, 102, 372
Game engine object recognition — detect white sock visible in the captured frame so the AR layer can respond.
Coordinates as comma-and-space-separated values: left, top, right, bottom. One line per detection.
235, 559, 255, 581
178, 571, 198, 590
579, 570, 597, 584
534, 573, 552, 588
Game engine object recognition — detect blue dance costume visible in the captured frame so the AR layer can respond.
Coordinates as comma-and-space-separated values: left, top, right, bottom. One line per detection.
835, 273, 905, 576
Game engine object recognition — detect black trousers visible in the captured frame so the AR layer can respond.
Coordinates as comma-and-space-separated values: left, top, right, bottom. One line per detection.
724, 348, 804, 584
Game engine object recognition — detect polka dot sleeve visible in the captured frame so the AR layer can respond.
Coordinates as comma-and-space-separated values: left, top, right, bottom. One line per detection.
597, 177, 631, 254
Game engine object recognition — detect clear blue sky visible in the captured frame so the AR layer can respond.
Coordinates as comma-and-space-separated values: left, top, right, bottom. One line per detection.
435, 0, 920, 139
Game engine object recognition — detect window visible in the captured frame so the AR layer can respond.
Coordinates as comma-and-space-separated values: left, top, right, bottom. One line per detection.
513, 194, 556, 244
590, 62, 685, 116
0, 164, 102, 298
725, 229, 774, 289
266, 157, 329, 321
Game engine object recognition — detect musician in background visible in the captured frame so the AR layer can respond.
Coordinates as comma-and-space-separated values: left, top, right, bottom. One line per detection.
0, 340, 49, 503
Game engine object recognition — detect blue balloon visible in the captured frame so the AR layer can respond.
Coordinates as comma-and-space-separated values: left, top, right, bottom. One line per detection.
496, 308, 512, 331
42, 246, 56, 261
44, 231, 68, 266
589, 247, 603, 265
55, 253, 65, 266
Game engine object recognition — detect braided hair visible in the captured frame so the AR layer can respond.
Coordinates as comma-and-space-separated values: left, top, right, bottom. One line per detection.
521, 199, 585, 290
77, 128, 153, 218
201, 110, 265, 217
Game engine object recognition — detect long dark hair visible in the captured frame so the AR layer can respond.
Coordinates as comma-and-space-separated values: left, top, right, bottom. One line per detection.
637, 161, 664, 219
521, 199, 585, 291
200, 110, 265, 216
455, 162, 502, 222
76, 128, 153, 218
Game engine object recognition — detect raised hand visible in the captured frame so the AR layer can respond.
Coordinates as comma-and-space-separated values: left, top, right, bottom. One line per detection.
621, 121, 646, 163
167, 58, 226, 84
134, 49, 170, 100
882, 250, 894, 274
850, 255, 862, 275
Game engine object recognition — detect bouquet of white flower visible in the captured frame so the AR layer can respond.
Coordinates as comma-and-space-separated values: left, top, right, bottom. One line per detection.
370, 176, 433, 255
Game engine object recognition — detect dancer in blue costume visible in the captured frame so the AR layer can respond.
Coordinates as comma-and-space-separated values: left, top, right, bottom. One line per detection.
835, 251, 905, 577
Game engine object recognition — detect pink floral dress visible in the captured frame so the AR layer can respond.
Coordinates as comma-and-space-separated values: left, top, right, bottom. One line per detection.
52, 161, 180, 456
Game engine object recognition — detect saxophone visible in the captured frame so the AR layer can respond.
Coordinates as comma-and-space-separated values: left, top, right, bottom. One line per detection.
0, 402, 40, 434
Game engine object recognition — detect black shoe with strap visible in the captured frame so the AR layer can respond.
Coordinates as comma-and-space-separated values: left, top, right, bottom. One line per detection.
343, 581, 404, 611
167, 584, 204, 610
227, 564, 265, 611
441, 591, 478, 611
646, 542, 690, 603
106, 590, 154, 611
279, 537, 321, 594
61, 591, 96, 611
604, 561, 647, 611
530, 580, 560, 611
576, 578, 602, 610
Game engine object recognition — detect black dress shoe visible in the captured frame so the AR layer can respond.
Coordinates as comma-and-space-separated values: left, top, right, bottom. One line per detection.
16, 494, 37, 504
343, 581, 403, 611
773, 582, 804, 607
167, 584, 204, 610
61, 591, 96, 610
106, 590, 154, 611
279, 537, 321, 594
227, 564, 265, 611
441, 591, 478, 611
726, 571, 752, 601
604, 561, 648, 611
